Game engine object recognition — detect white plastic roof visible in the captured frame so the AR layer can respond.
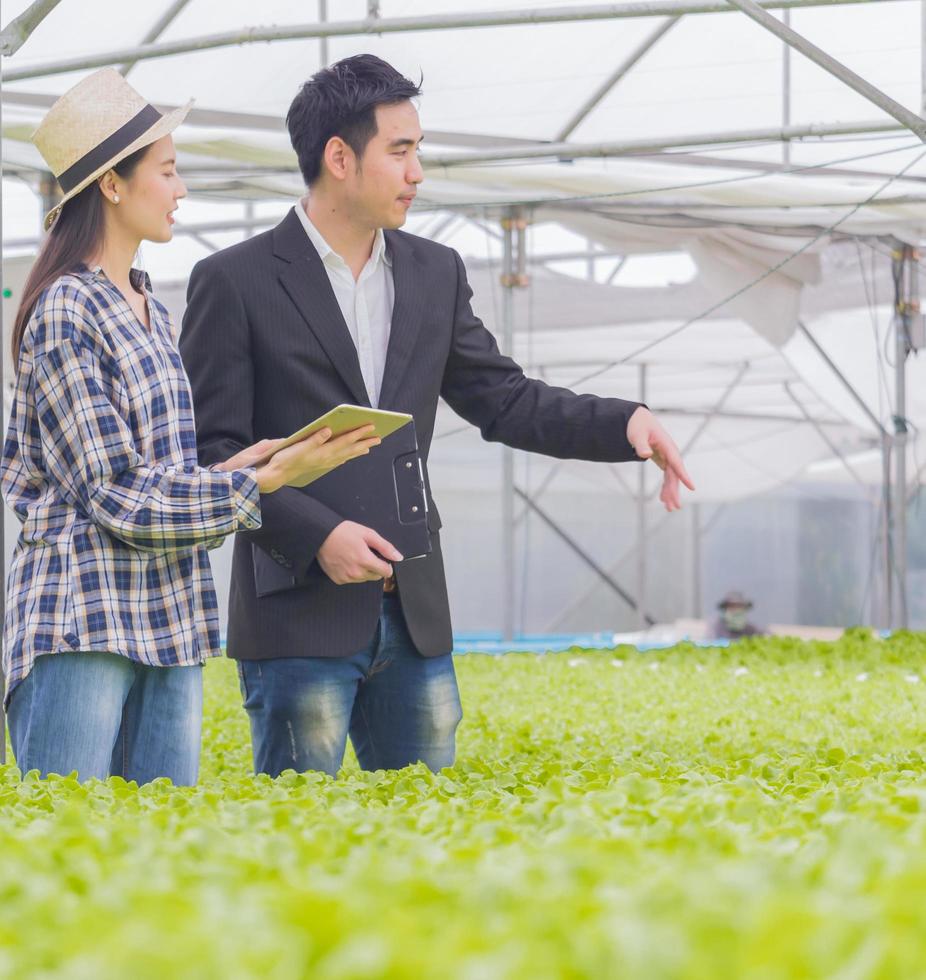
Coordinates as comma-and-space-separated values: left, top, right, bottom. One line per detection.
3, 0, 926, 505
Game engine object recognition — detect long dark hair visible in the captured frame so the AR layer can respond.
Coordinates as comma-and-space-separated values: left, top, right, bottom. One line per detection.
12, 144, 151, 368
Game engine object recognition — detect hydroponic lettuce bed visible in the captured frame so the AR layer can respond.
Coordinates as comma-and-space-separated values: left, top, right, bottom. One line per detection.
3, 630, 926, 979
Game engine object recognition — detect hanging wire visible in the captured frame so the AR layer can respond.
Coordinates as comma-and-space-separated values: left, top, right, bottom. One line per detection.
563, 143, 926, 392
432, 144, 926, 444
856, 239, 891, 417
419, 138, 925, 213
851, 233, 903, 619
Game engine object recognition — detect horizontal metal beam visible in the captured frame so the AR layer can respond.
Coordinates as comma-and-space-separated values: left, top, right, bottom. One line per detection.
1, 0, 903, 82
120, 0, 192, 76
422, 119, 906, 167
3, 215, 283, 250
727, 0, 926, 141
0, 91, 544, 148
1, 89, 290, 130
4, 99, 913, 170
9, 85, 910, 172
654, 405, 851, 426
467, 248, 623, 266
633, 150, 926, 184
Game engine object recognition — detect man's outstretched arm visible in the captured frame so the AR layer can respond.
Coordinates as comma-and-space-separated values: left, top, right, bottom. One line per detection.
439, 249, 694, 510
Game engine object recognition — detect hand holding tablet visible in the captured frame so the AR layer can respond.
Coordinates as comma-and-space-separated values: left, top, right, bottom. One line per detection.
256, 404, 413, 466
219, 405, 412, 492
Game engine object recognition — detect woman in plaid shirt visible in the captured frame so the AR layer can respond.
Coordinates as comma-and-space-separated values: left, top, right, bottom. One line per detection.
1, 71, 379, 785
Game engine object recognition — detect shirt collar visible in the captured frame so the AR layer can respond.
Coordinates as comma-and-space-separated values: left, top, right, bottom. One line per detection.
295, 199, 392, 269
128, 267, 152, 293
78, 263, 152, 293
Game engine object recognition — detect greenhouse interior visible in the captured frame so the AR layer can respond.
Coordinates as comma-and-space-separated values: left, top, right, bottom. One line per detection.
4, 2, 926, 977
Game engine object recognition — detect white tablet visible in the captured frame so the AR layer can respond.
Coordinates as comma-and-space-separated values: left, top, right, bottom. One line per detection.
254, 404, 412, 465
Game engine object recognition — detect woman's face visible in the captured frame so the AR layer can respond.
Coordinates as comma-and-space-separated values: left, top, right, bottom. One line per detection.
110, 135, 186, 244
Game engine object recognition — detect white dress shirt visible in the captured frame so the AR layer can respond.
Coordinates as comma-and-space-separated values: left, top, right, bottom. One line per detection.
295, 200, 394, 407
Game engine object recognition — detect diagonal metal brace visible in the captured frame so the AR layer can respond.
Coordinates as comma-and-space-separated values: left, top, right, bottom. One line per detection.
726, 0, 926, 141
514, 486, 657, 625
0, 0, 63, 57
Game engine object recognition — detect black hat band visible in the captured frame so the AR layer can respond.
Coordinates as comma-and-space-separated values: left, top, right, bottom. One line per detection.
57, 104, 162, 194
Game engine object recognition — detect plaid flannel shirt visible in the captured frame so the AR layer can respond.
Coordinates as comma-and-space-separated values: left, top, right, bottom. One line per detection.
1, 266, 261, 706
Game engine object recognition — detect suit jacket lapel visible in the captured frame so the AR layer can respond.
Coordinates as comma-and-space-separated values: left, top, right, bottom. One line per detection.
379, 230, 426, 409
273, 209, 370, 407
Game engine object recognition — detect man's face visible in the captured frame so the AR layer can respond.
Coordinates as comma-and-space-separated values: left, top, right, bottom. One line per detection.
344, 100, 423, 230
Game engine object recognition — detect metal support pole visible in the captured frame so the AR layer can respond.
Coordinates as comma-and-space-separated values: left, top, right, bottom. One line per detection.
691, 502, 702, 618
895, 319, 909, 629
727, 0, 926, 140
499, 208, 528, 641
882, 432, 893, 628
637, 365, 648, 630
501, 221, 514, 643
243, 200, 255, 242
319, 0, 329, 67
922, 0, 926, 114
781, 7, 791, 165
892, 243, 917, 628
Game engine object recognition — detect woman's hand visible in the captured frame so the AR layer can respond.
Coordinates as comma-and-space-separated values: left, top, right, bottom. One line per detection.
215, 438, 285, 473
255, 425, 382, 493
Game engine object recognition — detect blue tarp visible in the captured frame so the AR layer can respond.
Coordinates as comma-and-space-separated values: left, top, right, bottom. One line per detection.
452, 632, 731, 654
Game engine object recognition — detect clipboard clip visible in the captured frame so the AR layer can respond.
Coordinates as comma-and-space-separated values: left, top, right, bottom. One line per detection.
393, 451, 428, 526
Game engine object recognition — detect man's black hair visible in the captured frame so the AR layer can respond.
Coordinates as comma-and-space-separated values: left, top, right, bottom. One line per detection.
287, 54, 422, 186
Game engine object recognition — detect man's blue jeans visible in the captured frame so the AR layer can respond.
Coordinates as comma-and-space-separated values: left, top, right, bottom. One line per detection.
7, 651, 202, 785
237, 593, 463, 777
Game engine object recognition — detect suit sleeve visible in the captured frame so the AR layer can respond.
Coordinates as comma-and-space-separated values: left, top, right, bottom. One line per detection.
180, 258, 343, 578
439, 249, 642, 462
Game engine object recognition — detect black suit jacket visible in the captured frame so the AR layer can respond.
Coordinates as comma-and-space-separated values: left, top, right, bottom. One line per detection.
179, 208, 642, 661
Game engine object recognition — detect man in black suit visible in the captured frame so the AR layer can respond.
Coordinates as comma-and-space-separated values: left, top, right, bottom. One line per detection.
180, 55, 693, 778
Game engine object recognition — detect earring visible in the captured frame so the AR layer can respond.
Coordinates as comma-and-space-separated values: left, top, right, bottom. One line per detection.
113, 194, 120, 204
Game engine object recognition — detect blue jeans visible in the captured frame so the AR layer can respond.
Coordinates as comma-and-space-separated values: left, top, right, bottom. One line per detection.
237, 593, 463, 777
7, 651, 202, 785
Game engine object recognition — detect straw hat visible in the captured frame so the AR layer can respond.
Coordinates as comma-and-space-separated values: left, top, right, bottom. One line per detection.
717, 590, 754, 610
32, 68, 193, 230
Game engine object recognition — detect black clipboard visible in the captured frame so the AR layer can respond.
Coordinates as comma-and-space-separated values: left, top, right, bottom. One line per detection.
253, 418, 430, 598
311, 417, 430, 560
